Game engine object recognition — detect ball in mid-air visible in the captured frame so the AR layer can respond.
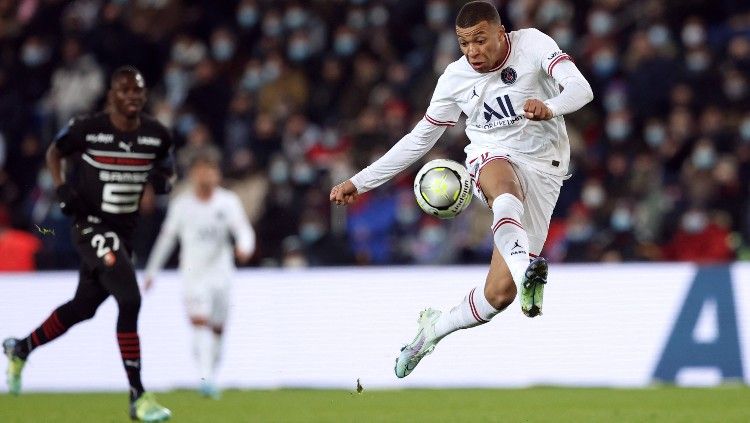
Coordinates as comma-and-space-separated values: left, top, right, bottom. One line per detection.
414, 159, 472, 219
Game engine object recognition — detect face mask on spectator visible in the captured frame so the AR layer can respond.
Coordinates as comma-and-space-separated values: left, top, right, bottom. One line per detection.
588, 10, 614, 36
421, 225, 445, 244
241, 67, 263, 91
237, 6, 258, 28
566, 221, 594, 242
551, 27, 574, 51
603, 88, 626, 112
606, 119, 631, 142
648, 25, 670, 47
285, 7, 308, 29
292, 162, 315, 185
427, 2, 449, 26
681, 23, 706, 48
334, 34, 358, 56
212, 39, 235, 62
369, 5, 389, 26
592, 50, 617, 77
288, 39, 312, 62
21, 44, 49, 67
644, 123, 667, 148
581, 184, 605, 209
396, 204, 419, 226
263, 16, 283, 37
300, 223, 325, 243
176, 113, 197, 136
347, 9, 367, 30
538, 1, 567, 26
740, 119, 750, 142
692, 145, 716, 169
165, 67, 186, 87
610, 207, 632, 232
37, 169, 54, 192
681, 211, 708, 234
262, 61, 281, 82
723, 76, 747, 101
269, 159, 289, 184
685, 51, 710, 73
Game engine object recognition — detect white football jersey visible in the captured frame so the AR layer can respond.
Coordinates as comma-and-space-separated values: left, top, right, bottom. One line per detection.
145, 187, 255, 281
426, 28, 573, 176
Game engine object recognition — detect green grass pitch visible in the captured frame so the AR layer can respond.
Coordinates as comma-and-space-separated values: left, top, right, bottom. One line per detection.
2, 387, 749, 422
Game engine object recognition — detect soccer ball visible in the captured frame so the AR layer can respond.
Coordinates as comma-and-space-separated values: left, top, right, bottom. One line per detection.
413, 159, 472, 219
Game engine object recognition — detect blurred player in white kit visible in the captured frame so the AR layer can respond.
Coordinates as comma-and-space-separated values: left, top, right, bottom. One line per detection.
144, 146, 255, 398
330, 1, 593, 377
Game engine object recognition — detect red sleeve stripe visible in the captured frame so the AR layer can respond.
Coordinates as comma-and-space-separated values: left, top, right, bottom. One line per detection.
547, 54, 572, 76
424, 114, 456, 127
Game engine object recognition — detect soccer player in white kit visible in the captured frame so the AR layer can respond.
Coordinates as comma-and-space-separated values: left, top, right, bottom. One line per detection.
330, 1, 593, 378
144, 146, 255, 396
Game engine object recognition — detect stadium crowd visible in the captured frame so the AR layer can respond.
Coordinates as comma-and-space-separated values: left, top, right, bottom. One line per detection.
0, 0, 749, 269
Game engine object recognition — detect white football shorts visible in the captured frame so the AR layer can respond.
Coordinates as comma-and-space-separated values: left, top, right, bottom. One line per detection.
183, 277, 231, 326
467, 151, 564, 256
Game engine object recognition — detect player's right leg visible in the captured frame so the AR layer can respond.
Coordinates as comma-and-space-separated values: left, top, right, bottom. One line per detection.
185, 279, 219, 399
4, 263, 108, 395
476, 158, 550, 317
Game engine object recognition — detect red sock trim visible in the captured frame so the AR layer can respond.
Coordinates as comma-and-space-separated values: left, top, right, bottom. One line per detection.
468, 288, 488, 323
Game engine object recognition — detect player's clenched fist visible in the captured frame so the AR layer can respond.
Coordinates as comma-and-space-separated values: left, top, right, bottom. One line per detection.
523, 98, 553, 121
330, 180, 358, 205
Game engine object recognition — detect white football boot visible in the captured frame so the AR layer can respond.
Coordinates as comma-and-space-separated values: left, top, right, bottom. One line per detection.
394, 308, 442, 378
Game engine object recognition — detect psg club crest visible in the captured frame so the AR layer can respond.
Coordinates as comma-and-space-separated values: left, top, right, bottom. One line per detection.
501, 67, 517, 85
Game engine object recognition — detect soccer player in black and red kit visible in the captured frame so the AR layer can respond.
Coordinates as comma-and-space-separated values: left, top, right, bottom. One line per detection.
4, 67, 172, 422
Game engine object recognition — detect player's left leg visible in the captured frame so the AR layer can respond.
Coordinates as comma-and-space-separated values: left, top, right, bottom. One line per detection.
203, 281, 230, 399
98, 247, 170, 421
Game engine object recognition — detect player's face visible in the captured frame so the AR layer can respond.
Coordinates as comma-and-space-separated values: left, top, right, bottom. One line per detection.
191, 161, 221, 192
110, 73, 147, 119
456, 21, 506, 73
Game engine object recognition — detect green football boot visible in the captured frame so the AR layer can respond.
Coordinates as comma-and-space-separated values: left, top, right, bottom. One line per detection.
3, 338, 26, 396
520, 257, 548, 318
130, 392, 171, 422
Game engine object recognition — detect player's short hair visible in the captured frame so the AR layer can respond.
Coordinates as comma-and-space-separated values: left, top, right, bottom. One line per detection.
456, 1, 501, 28
110, 65, 143, 87
189, 145, 222, 169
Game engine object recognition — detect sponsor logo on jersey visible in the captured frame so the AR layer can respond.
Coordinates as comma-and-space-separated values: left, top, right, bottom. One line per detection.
501, 67, 517, 85
85, 133, 114, 144
137, 136, 161, 146
99, 170, 149, 183
480, 95, 523, 129
118, 141, 133, 153
471, 86, 479, 98
483, 95, 517, 122
547, 50, 563, 60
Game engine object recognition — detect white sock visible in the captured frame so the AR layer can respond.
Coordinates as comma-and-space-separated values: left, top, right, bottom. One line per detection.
434, 285, 500, 339
194, 326, 215, 384
491, 194, 530, 285
211, 332, 223, 373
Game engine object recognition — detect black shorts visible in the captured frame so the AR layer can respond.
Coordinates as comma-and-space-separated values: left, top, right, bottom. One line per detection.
70, 220, 140, 307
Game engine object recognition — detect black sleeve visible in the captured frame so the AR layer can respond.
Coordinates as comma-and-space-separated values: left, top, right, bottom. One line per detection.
53, 118, 85, 156
148, 125, 176, 194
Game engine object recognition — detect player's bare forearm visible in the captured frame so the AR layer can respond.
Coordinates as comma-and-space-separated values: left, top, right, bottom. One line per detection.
523, 99, 553, 121
45, 143, 65, 187
329, 179, 358, 206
